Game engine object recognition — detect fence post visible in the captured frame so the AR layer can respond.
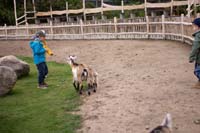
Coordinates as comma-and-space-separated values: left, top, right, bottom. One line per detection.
170, 0, 174, 16
146, 16, 149, 38
144, 0, 147, 17
162, 15, 165, 39
197, 13, 200, 18
26, 22, 29, 39
83, 0, 86, 21
50, 20, 53, 39
121, 0, 124, 14
4, 24, 7, 40
101, 0, 104, 20
80, 19, 84, 39
66, 2, 69, 22
114, 17, 117, 33
181, 14, 184, 42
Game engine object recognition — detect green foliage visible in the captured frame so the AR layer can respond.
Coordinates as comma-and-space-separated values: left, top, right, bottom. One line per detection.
104, 10, 121, 19
110, 0, 143, 5
36, 0, 83, 10
0, 0, 15, 25
0, 56, 81, 133
86, 2, 96, 8
67, 0, 82, 9
133, 10, 145, 17
174, 6, 187, 15
196, 6, 200, 14
125, 0, 143, 5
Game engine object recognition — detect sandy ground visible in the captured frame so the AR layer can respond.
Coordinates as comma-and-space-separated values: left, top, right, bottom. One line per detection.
0, 40, 200, 133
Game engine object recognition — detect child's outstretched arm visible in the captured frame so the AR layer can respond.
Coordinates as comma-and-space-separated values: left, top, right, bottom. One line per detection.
43, 40, 53, 56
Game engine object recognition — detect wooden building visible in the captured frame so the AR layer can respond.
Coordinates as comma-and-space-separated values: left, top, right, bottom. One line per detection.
13, 0, 200, 26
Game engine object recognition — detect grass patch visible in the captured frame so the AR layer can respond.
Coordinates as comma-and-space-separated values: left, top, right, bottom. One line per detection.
0, 56, 82, 133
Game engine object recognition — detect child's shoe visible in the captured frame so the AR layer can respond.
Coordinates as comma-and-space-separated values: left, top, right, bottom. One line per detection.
43, 82, 48, 87
38, 84, 47, 89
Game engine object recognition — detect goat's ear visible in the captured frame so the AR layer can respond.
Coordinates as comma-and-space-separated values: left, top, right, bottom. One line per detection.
71, 55, 77, 60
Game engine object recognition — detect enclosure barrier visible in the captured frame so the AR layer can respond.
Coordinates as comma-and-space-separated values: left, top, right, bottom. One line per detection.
0, 14, 194, 45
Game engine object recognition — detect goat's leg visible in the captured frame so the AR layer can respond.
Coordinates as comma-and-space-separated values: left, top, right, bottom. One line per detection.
93, 83, 97, 92
73, 81, 76, 89
79, 83, 83, 95
87, 84, 91, 95
73, 81, 79, 92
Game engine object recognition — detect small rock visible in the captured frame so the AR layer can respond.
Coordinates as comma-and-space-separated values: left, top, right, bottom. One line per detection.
194, 119, 200, 125
145, 126, 150, 130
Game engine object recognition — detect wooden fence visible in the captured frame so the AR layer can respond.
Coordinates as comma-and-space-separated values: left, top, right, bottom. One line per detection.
0, 14, 194, 45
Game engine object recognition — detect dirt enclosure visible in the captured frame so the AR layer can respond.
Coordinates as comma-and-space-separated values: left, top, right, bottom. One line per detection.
0, 40, 200, 133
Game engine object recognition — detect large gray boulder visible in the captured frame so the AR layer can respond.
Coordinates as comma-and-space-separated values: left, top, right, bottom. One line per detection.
0, 66, 17, 96
0, 55, 30, 78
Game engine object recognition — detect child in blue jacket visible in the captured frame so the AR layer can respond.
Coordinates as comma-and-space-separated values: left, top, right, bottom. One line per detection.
30, 30, 49, 89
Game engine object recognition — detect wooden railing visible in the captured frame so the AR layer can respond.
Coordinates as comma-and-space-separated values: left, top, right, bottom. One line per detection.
0, 14, 194, 45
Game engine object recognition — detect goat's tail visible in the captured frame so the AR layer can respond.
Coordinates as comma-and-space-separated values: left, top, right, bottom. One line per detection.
161, 113, 172, 130
81, 69, 88, 81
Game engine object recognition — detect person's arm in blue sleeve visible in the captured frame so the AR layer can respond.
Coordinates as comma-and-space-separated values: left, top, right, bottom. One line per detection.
33, 42, 46, 55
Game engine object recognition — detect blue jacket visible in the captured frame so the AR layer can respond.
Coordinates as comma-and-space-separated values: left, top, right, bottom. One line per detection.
29, 39, 46, 64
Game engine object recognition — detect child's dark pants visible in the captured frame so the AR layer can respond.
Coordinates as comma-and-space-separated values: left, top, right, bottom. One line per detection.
36, 62, 48, 84
194, 63, 200, 81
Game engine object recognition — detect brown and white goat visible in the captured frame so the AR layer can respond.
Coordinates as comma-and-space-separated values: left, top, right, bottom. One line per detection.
66, 55, 98, 95
150, 113, 172, 133
84, 66, 98, 94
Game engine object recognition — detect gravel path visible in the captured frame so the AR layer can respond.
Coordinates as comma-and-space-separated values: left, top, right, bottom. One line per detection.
0, 40, 200, 133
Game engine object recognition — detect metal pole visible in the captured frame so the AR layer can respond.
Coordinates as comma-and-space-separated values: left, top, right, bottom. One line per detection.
121, 0, 124, 14
66, 2, 69, 22
32, 0, 36, 23
162, 15, 165, 39
170, 0, 173, 16
13, 0, 18, 26
101, 0, 103, 19
24, 0, 27, 24
96, 0, 98, 7
83, 0, 86, 21
145, 0, 147, 17
4, 24, 7, 40
50, 1, 53, 23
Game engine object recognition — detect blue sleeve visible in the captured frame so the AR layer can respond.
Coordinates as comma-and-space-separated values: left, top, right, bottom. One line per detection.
33, 42, 46, 55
